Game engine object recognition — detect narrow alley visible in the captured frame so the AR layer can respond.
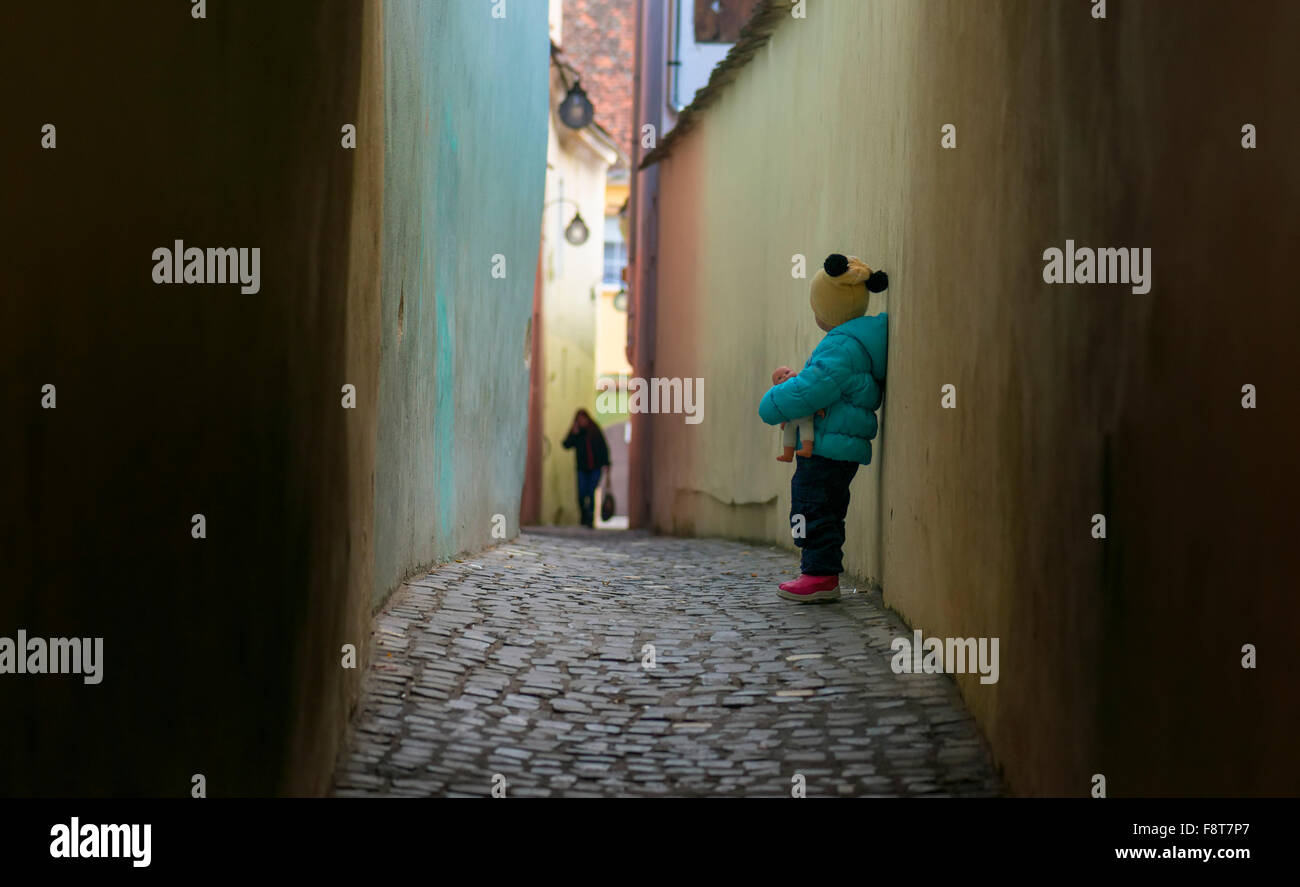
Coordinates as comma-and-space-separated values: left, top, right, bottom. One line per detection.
334, 530, 999, 797
5, 0, 1297, 826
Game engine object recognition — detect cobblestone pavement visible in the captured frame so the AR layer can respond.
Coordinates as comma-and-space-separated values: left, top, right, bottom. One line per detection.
333, 529, 1001, 797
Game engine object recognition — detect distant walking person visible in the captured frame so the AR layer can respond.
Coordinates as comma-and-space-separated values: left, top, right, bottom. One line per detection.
562, 408, 611, 528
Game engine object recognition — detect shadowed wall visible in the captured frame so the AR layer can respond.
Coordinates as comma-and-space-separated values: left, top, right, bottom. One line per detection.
0, 0, 372, 796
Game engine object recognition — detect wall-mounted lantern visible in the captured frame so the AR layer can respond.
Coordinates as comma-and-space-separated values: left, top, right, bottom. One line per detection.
558, 81, 594, 130
543, 198, 590, 247
564, 212, 589, 246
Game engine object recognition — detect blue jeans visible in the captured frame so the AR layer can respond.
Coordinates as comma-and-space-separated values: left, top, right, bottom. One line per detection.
577, 468, 603, 527
790, 454, 859, 575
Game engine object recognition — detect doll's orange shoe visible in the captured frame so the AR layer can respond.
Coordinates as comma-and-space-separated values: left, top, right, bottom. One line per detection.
777, 446, 795, 462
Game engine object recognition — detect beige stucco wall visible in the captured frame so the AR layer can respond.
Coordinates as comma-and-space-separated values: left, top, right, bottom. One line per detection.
649, 0, 1300, 795
540, 83, 616, 524
597, 181, 632, 380
596, 289, 632, 379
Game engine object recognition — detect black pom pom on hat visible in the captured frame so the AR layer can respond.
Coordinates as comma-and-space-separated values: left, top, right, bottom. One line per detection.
823, 254, 849, 277
866, 270, 889, 293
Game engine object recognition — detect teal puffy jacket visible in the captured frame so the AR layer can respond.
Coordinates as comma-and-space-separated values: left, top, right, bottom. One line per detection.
758, 313, 888, 465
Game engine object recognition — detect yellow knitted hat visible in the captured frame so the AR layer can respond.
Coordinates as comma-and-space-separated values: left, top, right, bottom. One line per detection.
810, 254, 889, 328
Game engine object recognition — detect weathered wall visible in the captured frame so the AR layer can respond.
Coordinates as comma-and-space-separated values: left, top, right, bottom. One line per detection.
373, 0, 550, 602
648, 0, 1300, 795
0, 0, 375, 795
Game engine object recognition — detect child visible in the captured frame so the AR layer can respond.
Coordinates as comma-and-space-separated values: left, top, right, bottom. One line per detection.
759, 254, 889, 603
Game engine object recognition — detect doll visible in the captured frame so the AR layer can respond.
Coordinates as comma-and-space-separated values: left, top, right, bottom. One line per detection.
771, 366, 824, 461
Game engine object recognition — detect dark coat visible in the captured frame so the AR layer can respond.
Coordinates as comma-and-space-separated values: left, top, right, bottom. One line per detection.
562, 424, 611, 472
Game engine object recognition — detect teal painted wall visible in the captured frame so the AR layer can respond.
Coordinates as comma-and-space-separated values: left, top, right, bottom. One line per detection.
374, 1, 550, 606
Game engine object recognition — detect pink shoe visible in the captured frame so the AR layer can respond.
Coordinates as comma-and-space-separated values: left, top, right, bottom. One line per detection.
777, 573, 841, 603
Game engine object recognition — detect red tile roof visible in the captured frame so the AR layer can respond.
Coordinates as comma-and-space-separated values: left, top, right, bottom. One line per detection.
561, 0, 637, 159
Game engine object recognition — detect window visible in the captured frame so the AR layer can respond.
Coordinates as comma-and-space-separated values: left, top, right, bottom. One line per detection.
694, 0, 762, 43
602, 216, 626, 286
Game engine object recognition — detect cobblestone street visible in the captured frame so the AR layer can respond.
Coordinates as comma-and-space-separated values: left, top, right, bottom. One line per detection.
334, 529, 1001, 797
